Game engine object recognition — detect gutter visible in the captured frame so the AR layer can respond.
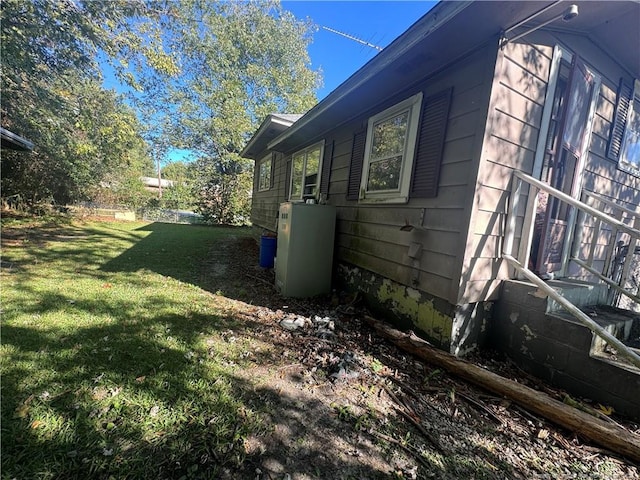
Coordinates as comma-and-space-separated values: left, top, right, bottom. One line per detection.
1, 127, 34, 151
268, 1, 473, 151
240, 114, 300, 159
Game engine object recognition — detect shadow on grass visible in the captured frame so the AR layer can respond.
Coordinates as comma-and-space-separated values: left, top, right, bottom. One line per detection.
2, 222, 399, 478
100, 222, 243, 284
1, 294, 404, 479
2, 220, 528, 479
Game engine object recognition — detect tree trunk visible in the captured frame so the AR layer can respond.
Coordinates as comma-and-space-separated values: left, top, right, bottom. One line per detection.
364, 315, 640, 463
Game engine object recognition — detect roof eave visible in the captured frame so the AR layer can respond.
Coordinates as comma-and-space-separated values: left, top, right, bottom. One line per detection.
268, 1, 473, 151
1, 127, 34, 151
240, 114, 300, 159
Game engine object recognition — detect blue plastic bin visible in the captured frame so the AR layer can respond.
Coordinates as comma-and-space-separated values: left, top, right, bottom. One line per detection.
259, 235, 277, 268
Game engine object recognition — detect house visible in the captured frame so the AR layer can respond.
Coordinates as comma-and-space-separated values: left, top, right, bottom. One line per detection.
243, 1, 640, 415
140, 176, 176, 193
241, 113, 304, 230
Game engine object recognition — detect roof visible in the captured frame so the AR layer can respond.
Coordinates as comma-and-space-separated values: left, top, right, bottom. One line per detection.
1, 127, 34, 151
270, 0, 639, 154
140, 177, 175, 188
240, 113, 303, 159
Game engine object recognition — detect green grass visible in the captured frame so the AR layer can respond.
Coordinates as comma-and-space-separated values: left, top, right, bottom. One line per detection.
1, 218, 263, 479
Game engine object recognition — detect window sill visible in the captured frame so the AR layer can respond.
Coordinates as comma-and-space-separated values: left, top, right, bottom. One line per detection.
358, 194, 409, 205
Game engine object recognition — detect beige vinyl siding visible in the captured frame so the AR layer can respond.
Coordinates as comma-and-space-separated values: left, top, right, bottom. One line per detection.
538, 32, 640, 279
569, 83, 640, 278
250, 152, 287, 231
460, 40, 554, 303
551, 33, 640, 280
325, 45, 496, 304
463, 30, 640, 303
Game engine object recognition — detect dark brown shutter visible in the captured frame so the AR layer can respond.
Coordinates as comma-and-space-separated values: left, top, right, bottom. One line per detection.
347, 130, 366, 200
269, 153, 275, 189
319, 140, 334, 197
607, 79, 633, 161
411, 87, 453, 198
253, 159, 260, 193
284, 158, 292, 200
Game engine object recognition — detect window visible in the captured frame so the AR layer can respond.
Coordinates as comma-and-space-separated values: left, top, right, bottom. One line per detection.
619, 80, 640, 176
359, 93, 423, 203
289, 141, 324, 201
258, 154, 272, 192
347, 89, 451, 201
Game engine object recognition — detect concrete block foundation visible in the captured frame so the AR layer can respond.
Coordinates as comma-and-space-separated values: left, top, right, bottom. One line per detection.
492, 280, 640, 420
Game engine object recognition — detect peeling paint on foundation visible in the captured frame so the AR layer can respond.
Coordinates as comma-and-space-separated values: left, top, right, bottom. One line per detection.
337, 263, 490, 354
521, 324, 536, 340
451, 303, 491, 357
337, 263, 454, 349
376, 279, 453, 345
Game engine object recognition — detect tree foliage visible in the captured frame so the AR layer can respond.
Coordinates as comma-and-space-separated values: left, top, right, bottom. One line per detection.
1, 74, 153, 206
138, 0, 320, 224
1, 0, 321, 219
0, 0, 164, 207
159, 161, 198, 210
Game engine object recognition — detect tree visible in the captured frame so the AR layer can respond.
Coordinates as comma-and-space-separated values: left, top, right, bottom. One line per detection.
190, 155, 253, 224
137, 0, 320, 224
1, 0, 321, 215
0, 0, 171, 207
159, 161, 198, 210
1, 74, 153, 206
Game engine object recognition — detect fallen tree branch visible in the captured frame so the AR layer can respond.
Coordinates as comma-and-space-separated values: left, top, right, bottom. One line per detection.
364, 315, 640, 463
456, 390, 504, 426
368, 429, 431, 469
379, 383, 445, 453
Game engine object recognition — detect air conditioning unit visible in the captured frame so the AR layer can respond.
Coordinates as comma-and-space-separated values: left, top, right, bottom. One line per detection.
275, 202, 336, 298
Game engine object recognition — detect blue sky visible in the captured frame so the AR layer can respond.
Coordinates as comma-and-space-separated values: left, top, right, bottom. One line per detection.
282, 1, 436, 99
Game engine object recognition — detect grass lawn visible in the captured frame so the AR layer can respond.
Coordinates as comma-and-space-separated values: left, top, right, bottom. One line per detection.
1, 217, 265, 479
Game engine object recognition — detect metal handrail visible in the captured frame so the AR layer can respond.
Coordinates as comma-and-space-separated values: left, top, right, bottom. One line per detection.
503, 254, 640, 370
582, 190, 640, 220
575, 189, 640, 304
506, 171, 640, 305
571, 257, 640, 304
504, 171, 640, 369
511, 171, 638, 238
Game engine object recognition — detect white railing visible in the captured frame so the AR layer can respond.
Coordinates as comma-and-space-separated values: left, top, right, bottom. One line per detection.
503, 254, 640, 369
574, 190, 640, 304
504, 171, 640, 369
505, 171, 640, 305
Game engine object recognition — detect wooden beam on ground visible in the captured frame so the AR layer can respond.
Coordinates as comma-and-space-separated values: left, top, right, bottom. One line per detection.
364, 316, 640, 463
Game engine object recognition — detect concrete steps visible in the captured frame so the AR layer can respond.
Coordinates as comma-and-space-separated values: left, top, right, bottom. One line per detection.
492, 279, 640, 419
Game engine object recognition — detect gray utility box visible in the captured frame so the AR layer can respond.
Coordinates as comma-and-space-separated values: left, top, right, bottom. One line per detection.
275, 202, 336, 298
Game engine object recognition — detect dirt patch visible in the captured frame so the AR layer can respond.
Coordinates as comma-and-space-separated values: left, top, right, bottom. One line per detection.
203, 236, 640, 479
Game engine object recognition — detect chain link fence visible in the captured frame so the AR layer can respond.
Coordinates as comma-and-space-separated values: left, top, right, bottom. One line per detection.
141, 208, 204, 225
69, 203, 203, 225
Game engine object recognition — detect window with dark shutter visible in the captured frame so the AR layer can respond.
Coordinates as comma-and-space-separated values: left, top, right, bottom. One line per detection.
607, 79, 633, 161
410, 87, 453, 198
320, 140, 334, 197
347, 130, 366, 200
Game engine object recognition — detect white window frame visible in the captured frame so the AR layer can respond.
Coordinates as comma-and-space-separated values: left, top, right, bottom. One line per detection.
359, 92, 423, 203
288, 141, 324, 202
618, 79, 640, 177
257, 154, 272, 192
